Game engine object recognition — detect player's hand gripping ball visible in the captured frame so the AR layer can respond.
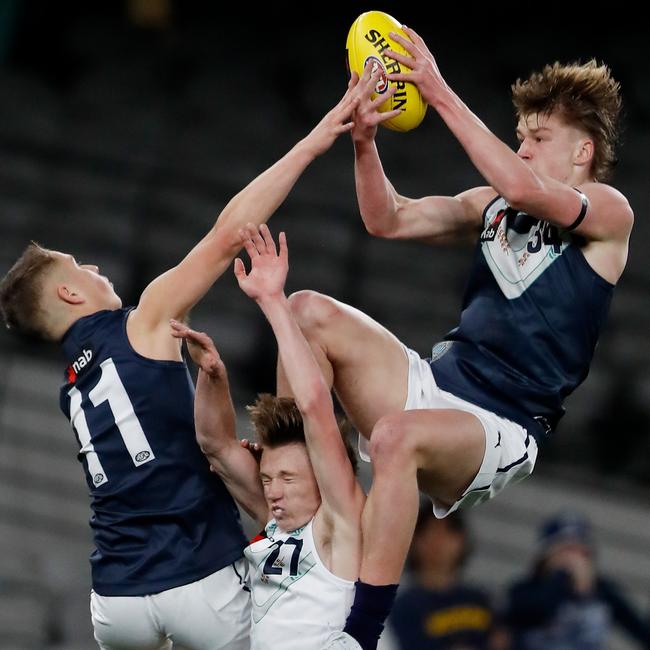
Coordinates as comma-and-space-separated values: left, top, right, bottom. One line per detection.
346, 11, 427, 132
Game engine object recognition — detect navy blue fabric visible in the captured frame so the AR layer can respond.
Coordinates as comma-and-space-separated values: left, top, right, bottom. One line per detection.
429, 198, 614, 443
390, 584, 493, 649
345, 581, 399, 650
60, 308, 247, 596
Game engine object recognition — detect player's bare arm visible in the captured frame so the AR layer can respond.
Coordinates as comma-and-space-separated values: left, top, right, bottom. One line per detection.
371, 185, 494, 244
385, 27, 633, 281
351, 63, 487, 243
128, 85, 361, 359
235, 224, 364, 575
171, 319, 268, 527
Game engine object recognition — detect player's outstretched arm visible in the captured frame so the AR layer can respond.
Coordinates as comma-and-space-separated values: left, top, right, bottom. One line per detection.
234, 224, 365, 526
351, 64, 486, 243
130, 85, 361, 343
170, 320, 268, 527
384, 27, 633, 245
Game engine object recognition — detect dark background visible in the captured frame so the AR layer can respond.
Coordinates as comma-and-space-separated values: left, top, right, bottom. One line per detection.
0, 2, 648, 648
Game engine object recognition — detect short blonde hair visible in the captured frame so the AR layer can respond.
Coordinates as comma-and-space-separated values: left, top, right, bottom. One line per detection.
512, 60, 622, 181
0, 242, 59, 340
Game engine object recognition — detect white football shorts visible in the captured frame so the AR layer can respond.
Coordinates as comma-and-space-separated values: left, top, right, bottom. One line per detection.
359, 346, 538, 518
90, 558, 251, 650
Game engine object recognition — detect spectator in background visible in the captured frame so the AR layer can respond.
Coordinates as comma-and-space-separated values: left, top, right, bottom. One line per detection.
388, 505, 497, 649
505, 511, 650, 649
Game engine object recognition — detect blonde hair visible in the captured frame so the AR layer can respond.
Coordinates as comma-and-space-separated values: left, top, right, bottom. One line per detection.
0, 242, 59, 340
512, 60, 622, 181
247, 394, 358, 474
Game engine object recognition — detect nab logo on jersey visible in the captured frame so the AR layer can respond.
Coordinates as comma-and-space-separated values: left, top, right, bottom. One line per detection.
66, 347, 95, 384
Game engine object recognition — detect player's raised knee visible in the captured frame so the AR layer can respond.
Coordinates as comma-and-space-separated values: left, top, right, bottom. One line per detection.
368, 413, 416, 466
288, 290, 341, 331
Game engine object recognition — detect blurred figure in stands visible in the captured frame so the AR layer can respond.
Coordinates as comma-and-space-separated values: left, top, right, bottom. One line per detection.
387, 505, 499, 649
505, 511, 650, 649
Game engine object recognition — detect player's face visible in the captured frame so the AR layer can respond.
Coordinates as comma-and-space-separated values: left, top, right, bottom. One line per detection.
516, 111, 591, 183
52, 251, 122, 310
260, 443, 321, 532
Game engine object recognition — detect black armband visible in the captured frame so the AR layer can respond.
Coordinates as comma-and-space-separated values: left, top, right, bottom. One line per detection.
566, 189, 589, 231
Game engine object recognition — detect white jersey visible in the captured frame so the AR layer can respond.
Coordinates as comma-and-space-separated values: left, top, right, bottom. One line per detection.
244, 517, 355, 650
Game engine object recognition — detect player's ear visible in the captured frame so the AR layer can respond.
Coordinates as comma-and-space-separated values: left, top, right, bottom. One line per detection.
57, 284, 85, 305
574, 138, 594, 168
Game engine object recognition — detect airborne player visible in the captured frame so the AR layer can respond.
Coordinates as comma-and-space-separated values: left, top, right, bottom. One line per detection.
291, 26, 633, 650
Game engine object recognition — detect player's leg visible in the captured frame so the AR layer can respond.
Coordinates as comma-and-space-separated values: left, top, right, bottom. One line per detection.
343, 391, 537, 650
90, 591, 171, 650
278, 290, 410, 437
341, 408, 485, 650
159, 559, 251, 650
360, 408, 485, 584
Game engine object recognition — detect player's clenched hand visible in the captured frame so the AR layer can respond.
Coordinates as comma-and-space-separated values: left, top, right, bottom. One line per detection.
170, 319, 225, 377
234, 224, 288, 303
351, 62, 401, 143
240, 438, 263, 463
384, 25, 446, 107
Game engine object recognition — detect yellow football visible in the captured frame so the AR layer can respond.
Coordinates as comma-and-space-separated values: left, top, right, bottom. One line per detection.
346, 11, 427, 132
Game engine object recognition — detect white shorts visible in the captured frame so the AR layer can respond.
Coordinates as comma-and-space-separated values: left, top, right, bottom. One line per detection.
90, 559, 251, 650
359, 346, 538, 518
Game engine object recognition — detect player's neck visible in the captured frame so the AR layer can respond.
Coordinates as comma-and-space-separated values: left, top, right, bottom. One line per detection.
53, 304, 116, 341
567, 167, 595, 187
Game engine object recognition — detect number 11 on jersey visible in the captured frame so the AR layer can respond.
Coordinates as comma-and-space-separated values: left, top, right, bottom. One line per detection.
68, 358, 155, 487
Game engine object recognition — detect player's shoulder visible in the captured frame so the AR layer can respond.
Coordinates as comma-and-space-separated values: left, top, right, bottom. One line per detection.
580, 182, 634, 226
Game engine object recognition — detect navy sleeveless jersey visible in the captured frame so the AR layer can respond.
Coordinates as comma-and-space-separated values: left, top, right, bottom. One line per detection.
429, 196, 614, 442
59, 308, 247, 596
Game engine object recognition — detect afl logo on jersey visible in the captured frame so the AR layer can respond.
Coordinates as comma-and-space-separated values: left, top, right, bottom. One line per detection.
431, 341, 453, 362
93, 473, 105, 485
364, 56, 389, 93
135, 451, 151, 463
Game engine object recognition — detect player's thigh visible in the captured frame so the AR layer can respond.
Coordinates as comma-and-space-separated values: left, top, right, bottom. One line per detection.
415, 409, 487, 506
290, 290, 409, 436
372, 408, 486, 506
378, 406, 536, 517
161, 560, 251, 650
90, 591, 170, 650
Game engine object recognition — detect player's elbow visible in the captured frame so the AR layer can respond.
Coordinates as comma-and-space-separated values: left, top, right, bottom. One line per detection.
196, 435, 218, 463
360, 207, 400, 239
197, 436, 240, 481
206, 222, 243, 260
359, 214, 380, 238
196, 429, 229, 462
502, 184, 530, 211
501, 175, 544, 212
222, 228, 244, 258
294, 378, 332, 419
361, 214, 388, 237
